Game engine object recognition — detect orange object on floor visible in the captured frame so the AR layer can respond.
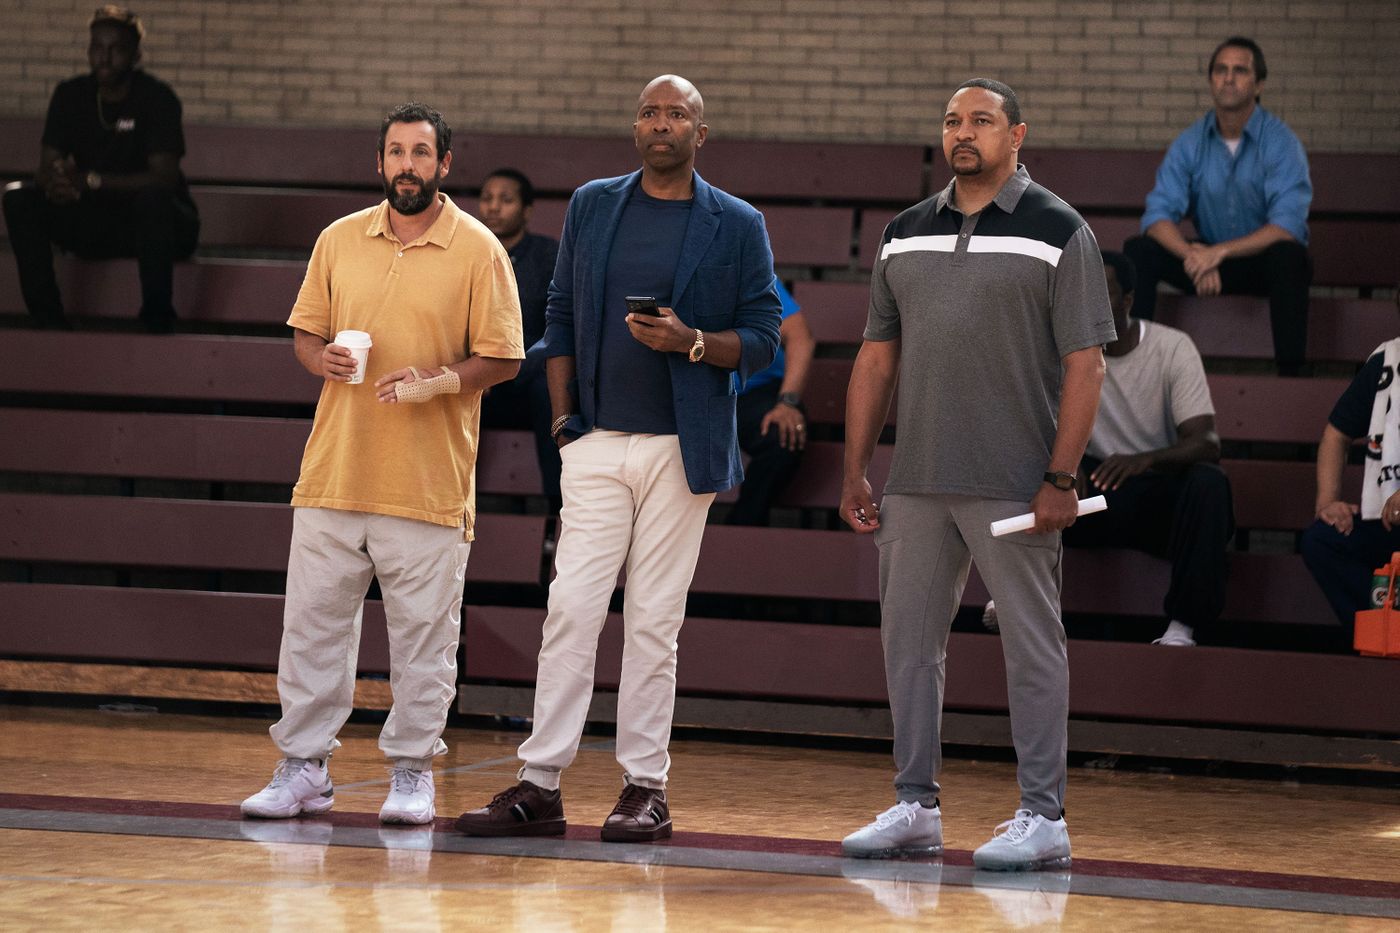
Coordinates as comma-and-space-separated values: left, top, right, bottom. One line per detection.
1354, 551, 1400, 658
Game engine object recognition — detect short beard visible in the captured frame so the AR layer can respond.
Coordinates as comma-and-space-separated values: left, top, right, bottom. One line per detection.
950, 148, 983, 176
383, 167, 441, 215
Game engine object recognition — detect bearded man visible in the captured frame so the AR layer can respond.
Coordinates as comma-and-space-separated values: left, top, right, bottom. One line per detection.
240, 102, 524, 826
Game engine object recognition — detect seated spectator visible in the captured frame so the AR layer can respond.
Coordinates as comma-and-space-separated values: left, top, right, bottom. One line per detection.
476, 167, 561, 508
1124, 36, 1311, 376
985, 252, 1233, 646
2, 5, 198, 332
726, 279, 815, 526
1301, 324, 1400, 627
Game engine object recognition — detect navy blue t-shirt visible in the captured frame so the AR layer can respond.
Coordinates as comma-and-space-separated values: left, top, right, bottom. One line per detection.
595, 188, 693, 435
1330, 351, 1386, 438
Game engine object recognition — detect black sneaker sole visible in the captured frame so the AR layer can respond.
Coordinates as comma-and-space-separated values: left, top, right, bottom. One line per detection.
454, 816, 566, 837
600, 819, 672, 843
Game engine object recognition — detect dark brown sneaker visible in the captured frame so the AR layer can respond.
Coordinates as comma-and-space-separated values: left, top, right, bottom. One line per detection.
454, 780, 566, 837
600, 783, 672, 842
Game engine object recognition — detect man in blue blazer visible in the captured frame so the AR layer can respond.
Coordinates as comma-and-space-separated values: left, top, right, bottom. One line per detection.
457, 75, 781, 842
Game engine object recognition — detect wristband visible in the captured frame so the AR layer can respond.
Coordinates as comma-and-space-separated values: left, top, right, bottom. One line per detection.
393, 366, 460, 403
550, 414, 572, 438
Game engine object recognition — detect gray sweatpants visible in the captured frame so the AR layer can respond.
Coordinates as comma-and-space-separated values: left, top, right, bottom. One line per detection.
876, 493, 1068, 819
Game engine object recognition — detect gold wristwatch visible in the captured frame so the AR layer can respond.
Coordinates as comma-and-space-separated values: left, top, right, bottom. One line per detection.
688, 328, 706, 363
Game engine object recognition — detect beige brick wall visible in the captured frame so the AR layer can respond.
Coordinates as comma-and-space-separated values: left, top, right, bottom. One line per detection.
3, 0, 1395, 152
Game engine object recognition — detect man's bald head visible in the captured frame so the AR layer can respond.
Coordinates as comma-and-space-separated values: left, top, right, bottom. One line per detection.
639, 74, 704, 122
633, 74, 709, 184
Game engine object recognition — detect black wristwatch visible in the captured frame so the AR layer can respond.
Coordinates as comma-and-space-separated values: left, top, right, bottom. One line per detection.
1043, 470, 1076, 491
777, 392, 802, 409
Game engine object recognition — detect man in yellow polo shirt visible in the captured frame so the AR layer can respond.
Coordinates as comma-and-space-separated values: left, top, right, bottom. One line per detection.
241, 102, 524, 825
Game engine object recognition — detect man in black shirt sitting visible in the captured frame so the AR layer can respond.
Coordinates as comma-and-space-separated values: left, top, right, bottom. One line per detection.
2, 5, 198, 331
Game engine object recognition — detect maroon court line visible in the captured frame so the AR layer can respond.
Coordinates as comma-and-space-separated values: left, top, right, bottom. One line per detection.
4, 792, 1399, 901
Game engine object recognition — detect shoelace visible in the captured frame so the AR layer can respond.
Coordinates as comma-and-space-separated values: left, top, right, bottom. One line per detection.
389, 767, 424, 795
611, 785, 657, 818
993, 809, 1038, 844
268, 757, 313, 788
489, 783, 533, 808
873, 801, 920, 830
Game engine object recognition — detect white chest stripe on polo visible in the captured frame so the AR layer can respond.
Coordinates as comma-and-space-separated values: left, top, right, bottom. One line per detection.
966, 235, 1063, 267
880, 233, 1062, 267
880, 235, 958, 260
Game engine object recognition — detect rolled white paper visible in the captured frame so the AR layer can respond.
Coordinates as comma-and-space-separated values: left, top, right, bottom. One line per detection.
989, 495, 1107, 537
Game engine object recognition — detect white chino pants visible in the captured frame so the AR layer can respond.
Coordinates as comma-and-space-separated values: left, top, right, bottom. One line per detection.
271, 507, 470, 769
519, 430, 715, 789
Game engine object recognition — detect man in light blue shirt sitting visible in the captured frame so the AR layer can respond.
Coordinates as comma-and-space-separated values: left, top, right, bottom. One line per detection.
1125, 36, 1312, 376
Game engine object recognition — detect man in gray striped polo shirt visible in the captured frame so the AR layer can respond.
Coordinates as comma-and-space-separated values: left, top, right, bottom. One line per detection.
840, 78, 1116, 871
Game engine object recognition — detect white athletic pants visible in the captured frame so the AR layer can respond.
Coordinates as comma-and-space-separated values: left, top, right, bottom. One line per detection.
271, 507, 470, 769
519, 430, 715, 790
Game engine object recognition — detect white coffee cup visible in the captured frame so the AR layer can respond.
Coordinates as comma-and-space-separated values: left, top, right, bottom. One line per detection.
335, 330, 372, 385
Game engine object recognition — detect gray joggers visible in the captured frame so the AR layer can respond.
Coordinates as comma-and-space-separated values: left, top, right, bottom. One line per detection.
875, 493, 1068, 819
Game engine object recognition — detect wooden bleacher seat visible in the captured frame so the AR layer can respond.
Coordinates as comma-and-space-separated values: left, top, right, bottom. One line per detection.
0, 581, 334, 670
0, 327, 550, 695
857, 207, 899, 272
0, 330, 315, 404
0, 407, 541, 499
462, 606, 1400, 734
0, 492, 544, 583
194, 187, 376, 252
758, 204, 854, 269
773, 439, 1355, 535
0, 255, 303, 324
809, 280, 1394, 372
0, 491, 546, 676
684, 522, 1334, 627
790, 280, 869, 344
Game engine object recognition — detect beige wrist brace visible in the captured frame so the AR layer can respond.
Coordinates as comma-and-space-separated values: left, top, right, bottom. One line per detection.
394, 366, 461, 403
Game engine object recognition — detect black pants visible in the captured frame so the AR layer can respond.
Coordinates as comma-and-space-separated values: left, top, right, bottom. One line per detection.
1299, 518, 1400, 627
2, 182, 199, 328
1064, 460, 1234, 633
480, 360, 561, 509
727, 381, 803, 526
1123, 234, 1310, 373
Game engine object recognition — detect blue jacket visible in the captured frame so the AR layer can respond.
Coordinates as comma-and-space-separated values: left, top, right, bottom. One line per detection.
535, 170, 781, 494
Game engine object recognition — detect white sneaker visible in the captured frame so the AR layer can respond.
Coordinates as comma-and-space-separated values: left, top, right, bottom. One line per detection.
241, 758, 334, 819
842, 801, 942, 858
1152, 620, 1196, 647
982, 600, 1000, 633
379, 767, 435, 825
972, 809, 1071, 871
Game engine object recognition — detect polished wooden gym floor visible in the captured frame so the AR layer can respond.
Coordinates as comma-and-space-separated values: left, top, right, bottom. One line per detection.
2, 704, 1398, 930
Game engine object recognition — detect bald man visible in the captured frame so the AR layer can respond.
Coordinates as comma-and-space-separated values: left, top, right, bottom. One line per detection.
456, 75, 781, 842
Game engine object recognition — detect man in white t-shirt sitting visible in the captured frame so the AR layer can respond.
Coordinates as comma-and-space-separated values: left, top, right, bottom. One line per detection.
986, 251, 1233, 646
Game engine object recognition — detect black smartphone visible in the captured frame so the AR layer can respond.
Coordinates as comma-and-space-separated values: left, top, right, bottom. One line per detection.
625, 295, 661, 316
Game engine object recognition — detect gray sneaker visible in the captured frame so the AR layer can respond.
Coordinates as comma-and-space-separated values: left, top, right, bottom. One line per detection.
972, 809, 1071, 871
842, 801, 942, 859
